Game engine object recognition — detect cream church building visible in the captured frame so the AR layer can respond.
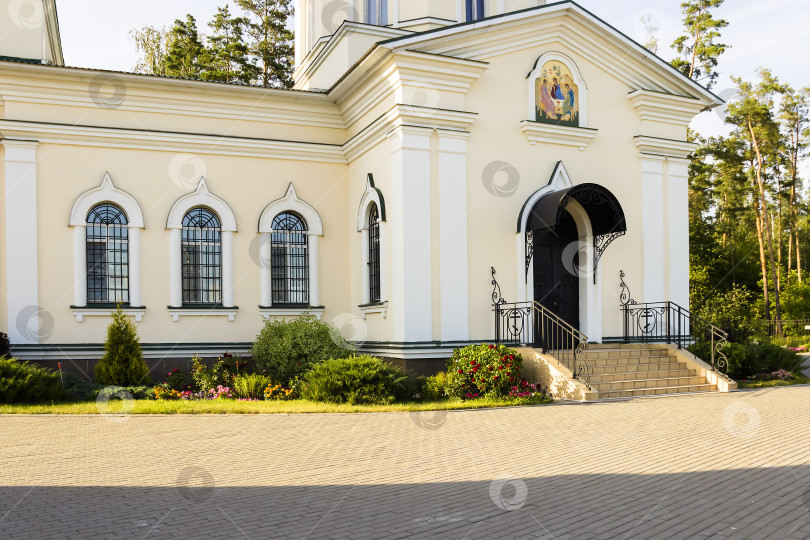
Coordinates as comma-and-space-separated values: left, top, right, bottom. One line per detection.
0, 0, 723, 380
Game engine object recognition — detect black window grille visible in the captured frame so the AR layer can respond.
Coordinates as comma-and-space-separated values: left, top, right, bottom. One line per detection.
466, 0, 485, 20
182, 208, 222, 304
368, 204, 381, 303
87, 204, 129, 304
271, 212, 309, 305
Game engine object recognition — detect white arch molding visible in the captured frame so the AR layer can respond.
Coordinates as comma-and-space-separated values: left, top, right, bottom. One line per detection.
69, 172, 145, 309
357, 174, 388, 311
526, 51, 589, 126
517, 162, 602, 341
257, 183, 324, 309
166, 177, 238, 310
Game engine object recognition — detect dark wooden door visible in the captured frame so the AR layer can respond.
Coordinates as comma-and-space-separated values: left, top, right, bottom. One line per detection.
532, 209, 580, 348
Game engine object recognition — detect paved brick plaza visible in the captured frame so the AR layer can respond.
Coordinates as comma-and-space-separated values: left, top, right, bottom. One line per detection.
2, 387, 810, 539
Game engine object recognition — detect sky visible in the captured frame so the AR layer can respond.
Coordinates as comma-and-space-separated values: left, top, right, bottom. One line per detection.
56, 0, 810, 138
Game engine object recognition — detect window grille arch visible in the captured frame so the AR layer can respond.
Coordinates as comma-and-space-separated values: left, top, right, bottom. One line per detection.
69, 172, 144, 309
86, 202, 130, 304
258, 183, 323, 308
181, 206, 223, 305
270, 211, 309, 305
167, 177, 237, 309
357, 174, 387, 305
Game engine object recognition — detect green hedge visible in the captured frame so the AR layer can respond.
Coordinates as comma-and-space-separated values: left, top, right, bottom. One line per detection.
0, 357, 68, 404
300, 356, 417, 405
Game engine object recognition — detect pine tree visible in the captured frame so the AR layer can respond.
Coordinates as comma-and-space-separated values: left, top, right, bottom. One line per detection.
235, 0, 295, 88
203, 6, 259, 84
94, 306, 150, 386
164, 15, 208, 80
671, 0, 729, 89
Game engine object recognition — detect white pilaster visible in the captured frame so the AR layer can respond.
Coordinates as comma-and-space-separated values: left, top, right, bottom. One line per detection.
3, 140, 39, 344
128, 226, 142, 307
169, 228, 182, 307
221, 230, 235, 307
437, 130, 470, 341
667, 158, 690, 308
72, 225, 87, 307
309, 234, 320, 306
389, 126, 433, 342
259, 232, 272, 306
641, 155, 666, 303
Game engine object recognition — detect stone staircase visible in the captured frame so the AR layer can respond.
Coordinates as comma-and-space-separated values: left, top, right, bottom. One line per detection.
584, 345, 717, 399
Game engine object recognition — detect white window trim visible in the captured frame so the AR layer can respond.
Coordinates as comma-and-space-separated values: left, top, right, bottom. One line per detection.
72, 307, 146, 323
358, 301, 388, 320
357, 174, 388, 306
168, 308, 238, 322
258, 183, 324, 308
526, 51, 589, 126
69, 172, 145, 308
166, 177, 237, 309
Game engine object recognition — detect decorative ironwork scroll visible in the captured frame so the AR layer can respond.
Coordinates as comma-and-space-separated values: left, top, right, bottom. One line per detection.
619, 270, 637, 307
593, 231, 625, 277
525, 230, 534, 278
491, 267, 506, 305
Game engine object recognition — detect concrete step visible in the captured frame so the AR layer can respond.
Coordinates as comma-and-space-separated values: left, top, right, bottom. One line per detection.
588, 362, 687, 375
588, 369, 696, 384
583, 349, 672, 360
592, 376, 708, 392
598, 384, 718, 400
585, 356, 676, 367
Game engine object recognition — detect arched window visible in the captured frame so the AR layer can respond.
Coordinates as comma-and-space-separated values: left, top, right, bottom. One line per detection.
86, 203, 129, 304
368, 204, 381, 303
271, 212, 309, 305
182, 208, 222, 305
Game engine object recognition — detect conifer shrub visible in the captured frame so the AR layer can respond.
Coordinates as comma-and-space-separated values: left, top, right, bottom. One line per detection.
300, 356, 417, 405
0, 357, 67, 403
252, 314, 355, 386
420, 372, 449, 401
94, 307, 150, 386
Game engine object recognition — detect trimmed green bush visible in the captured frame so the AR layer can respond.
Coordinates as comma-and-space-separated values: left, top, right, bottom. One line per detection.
300, 356, 416, 405
445, 343, 523, 398
95, 307, 150, 386
232, 373, 273, 399
252, 314, 355, 386
0, 357, 67, 403
420, 372, 449, 401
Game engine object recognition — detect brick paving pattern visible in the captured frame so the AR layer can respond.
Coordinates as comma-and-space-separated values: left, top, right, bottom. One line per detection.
2, 386, 810, 539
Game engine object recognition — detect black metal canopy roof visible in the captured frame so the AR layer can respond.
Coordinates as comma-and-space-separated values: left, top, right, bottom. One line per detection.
526, 182, 626, 236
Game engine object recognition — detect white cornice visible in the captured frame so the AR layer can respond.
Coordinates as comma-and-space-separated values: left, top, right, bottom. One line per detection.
634, 136, 697, 158
344, 104, 477, 161
0, 120, 347, 164
520, 121, 598, 150
629, 89, 705, 127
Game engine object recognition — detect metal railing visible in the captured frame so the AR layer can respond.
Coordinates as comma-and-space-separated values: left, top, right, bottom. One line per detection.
750, 319, 810, 340
621, 301, 729, 374
494, 301, 591, 388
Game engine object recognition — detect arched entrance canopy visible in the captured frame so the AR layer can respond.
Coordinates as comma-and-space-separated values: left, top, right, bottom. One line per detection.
525, 182, 626, 277
526, 182, 626, 236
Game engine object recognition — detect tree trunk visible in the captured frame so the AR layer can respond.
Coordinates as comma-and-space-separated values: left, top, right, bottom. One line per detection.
749, 120, 783, 336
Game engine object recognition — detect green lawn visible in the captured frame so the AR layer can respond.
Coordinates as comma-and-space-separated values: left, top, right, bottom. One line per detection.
0, 396, 551, 415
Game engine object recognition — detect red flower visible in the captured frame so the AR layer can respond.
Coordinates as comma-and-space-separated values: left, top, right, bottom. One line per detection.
489, 366, 493, 371
489, 344, 494, 349
458, 369, 463, 374
494, 375, 499, 380
509, 355, 514, 360
510, 377, 514, 381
